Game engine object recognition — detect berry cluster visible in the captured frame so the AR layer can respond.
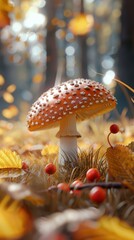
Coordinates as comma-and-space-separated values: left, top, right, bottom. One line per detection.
43, 123, 123, 204
44, 162, 106, 204
56, 168, 106, 204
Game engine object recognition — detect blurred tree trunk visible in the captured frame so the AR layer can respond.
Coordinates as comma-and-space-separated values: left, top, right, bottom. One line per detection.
120, 0, 134, 45
78, 0, 88, 78
78, 35, 88, 78
44, 0, 58, 91
116, 0, 134, 118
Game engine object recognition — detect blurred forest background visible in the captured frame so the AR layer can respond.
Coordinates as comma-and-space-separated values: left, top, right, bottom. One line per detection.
0, 0, 134, 121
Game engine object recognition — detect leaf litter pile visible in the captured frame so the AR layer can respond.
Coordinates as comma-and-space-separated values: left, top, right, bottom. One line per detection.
0, 118, 134, 240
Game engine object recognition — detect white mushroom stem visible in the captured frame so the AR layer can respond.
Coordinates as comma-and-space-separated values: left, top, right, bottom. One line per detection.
56, 114, 81, 165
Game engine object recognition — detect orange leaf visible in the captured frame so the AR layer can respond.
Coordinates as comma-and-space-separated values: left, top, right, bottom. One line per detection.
0, 196, 32, 239
106, 144, 134, 182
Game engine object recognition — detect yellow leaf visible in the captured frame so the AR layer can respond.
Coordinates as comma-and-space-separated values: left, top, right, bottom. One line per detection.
41, 144, 59, 156
0, 196, 32, 239
73, 216, 134, 240
0, 149, 22, 169
106, 144, 134, 181
99, 216, 134, 240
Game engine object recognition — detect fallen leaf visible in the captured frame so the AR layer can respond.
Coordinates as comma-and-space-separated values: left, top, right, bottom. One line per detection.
73, 216, 134, 240
0, 149, 22, 169
0, 195, 32, 239
106, 144, 134, 182
41, 144, 59, 156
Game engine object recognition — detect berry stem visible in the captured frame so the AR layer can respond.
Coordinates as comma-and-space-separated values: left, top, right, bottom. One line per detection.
47, 175, 51, 186
107, 132, 113, 148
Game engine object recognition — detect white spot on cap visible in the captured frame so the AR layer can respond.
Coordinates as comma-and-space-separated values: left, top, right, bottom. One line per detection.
80, 92, 85, 95
56, 99, 61, 104
53, 94, 59, 98
68, 96, 73, 100
83, 97, 88, 100
84, 86, 90, 90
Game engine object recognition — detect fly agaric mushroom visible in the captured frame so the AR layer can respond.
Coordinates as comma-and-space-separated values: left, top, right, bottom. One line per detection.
27, 79, 116, 165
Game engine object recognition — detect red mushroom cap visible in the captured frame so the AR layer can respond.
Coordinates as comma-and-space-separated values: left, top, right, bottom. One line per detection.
27, 79, 117, 131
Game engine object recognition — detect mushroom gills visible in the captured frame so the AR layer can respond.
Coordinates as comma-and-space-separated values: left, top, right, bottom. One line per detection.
76, 103, 115, 120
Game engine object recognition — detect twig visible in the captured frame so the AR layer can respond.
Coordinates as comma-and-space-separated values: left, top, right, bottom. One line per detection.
70, 182, 127, 190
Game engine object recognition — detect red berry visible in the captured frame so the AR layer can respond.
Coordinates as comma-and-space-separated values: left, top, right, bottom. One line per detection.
71, 180, 83, 187
70, 180, 83, 196
89, 186, 106, 204
110, 124, 119, 134
52, 233, 66, 240
44, 163, 56, 175
22, 162, 29, 171
86, 168, 100, 182
57, 183, 70, 192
